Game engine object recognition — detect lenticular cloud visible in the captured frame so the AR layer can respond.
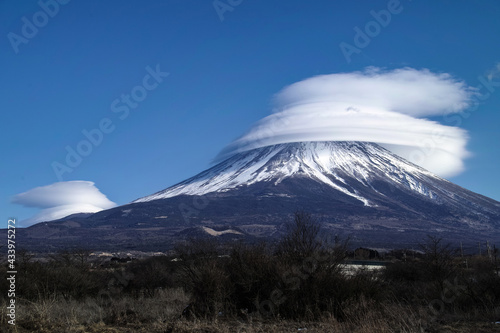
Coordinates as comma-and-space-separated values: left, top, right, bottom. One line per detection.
217, 67, 476, 178
12, 181, 116, 226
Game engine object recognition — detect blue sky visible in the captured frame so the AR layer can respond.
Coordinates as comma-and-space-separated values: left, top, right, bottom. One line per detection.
1, 0, 500, 226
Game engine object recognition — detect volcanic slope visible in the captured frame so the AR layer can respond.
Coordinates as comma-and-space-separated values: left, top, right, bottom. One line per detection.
20, 141, 500, 250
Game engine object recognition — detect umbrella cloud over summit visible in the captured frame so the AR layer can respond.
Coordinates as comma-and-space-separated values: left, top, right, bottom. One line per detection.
12, 181, 116, 226
217, 67, 476, 177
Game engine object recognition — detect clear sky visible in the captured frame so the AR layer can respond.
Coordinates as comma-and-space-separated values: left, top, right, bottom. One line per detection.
1, 0, 500, 226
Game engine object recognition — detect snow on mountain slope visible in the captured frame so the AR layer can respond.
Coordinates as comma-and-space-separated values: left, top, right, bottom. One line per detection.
134, 141, 443, 205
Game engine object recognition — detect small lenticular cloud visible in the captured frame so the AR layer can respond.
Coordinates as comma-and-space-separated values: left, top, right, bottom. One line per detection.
12, 181, 116, 226
216, 67, 476, 178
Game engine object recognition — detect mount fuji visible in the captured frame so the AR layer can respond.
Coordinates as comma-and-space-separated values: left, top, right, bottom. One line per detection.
135, 141, 457, 207
18, 141, 500, 251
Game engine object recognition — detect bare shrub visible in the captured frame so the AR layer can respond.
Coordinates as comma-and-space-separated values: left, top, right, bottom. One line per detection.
276, 211, 323, 262
125, 255, 181, 297
418, 236, 458, 290
271, 211, 369, 321
176, 238, 231, 318
226, 243, 281, 315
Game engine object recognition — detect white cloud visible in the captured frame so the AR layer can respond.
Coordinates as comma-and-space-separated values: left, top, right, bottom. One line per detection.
12, 181, 116, 226
216, 67, 476, 178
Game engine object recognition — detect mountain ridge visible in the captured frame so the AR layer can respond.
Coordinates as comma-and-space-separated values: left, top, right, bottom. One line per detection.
14, 141, 500, 251
134, 142, 440, 204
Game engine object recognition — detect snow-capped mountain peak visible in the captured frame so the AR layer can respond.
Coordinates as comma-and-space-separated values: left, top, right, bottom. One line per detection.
134, 141, 441, 205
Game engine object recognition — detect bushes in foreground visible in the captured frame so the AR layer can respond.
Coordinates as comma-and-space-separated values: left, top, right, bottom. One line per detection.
178, 212, 380, 320
1, 213, 499, 332
178, 222, 499, 326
